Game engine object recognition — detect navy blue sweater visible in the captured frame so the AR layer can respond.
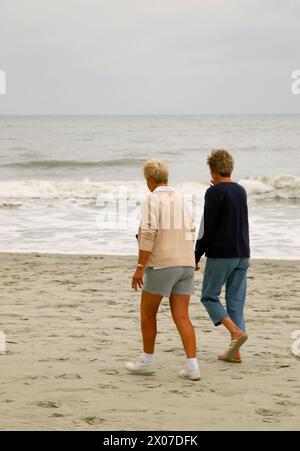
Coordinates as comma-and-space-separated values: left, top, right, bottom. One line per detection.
195, 182, 250, 262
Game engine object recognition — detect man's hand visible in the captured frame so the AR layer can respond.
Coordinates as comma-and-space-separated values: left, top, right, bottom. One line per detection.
132, 267, 144, 291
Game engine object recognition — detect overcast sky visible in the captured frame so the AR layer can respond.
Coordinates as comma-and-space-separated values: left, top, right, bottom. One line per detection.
0, 0, 299, 114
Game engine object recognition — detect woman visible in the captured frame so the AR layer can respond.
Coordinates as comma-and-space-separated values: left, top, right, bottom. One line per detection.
125, 160, 200, 381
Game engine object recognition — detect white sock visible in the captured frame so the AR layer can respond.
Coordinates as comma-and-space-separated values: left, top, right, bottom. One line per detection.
141, 351, 154, 364
186, 357, 199, 370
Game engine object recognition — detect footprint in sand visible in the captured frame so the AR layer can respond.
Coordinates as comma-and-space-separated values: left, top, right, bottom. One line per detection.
153, 410, 167, 415
276, 400, 296, 407
82, 416, 106, 425
98, 369, 119, 375
81, 288, 99, 293
98, 384, 117, 389
55, 374, 82, 380
255, 408, 282, 418
37, 401, 61, 409
146, 384, 162, 389
168, 389, 185, 394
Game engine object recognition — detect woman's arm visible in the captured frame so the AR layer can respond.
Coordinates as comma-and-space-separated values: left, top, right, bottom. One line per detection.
132, 250, 151, 290
132, 195, 159, 290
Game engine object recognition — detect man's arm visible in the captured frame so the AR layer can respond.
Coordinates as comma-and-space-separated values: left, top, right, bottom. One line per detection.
195, 188, 222, 263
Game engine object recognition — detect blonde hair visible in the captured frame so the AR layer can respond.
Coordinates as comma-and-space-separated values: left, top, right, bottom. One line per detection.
207, 149, 234, 177
143, 159, 169, 184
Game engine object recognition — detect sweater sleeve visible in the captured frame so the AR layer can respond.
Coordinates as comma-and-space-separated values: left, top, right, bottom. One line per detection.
195, 187, 222, 263
139, 195, 159, 252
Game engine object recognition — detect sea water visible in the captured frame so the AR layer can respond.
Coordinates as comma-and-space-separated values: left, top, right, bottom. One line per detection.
0, 115, 299, 258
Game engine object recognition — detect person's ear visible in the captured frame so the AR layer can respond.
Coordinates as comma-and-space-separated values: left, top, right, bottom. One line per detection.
146, 177, 154, 191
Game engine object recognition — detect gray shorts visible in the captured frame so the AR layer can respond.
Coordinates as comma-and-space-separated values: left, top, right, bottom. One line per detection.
143, 266, 195, 298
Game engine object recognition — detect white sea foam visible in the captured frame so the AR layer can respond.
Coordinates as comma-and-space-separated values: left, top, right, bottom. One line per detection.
238, 179, 274, 195
0, 175, 299, 206
239, 174, 300, 199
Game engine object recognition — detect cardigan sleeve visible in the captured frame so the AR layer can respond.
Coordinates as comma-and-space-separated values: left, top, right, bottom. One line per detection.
139, 195, 159, 252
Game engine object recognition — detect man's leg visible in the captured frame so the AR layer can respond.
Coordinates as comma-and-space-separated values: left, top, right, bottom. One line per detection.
218, 258, 249, 361
201, 258, 235, 326
201, 258, 247, 362
225, 258, 249, 333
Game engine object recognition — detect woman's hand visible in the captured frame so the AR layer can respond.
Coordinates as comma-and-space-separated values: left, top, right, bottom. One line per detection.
132, 268, 144, 291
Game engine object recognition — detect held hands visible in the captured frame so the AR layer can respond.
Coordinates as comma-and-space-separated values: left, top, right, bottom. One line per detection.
132, 267, 144, 291
195, 263, 200, 271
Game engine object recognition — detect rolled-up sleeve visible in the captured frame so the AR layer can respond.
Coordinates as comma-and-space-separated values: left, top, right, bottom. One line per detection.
139, 195, 159, 252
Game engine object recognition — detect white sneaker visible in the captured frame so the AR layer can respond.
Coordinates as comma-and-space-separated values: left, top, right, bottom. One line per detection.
179, 367, 201, 381
125, 360, 155, 375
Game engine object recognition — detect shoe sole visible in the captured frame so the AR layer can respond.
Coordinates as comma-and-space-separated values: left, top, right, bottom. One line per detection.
226, 334, 248, 360
125, 365, 155, 375
126, 370, 156, 375
218, 356, 242, 363
179, 373, 201, 381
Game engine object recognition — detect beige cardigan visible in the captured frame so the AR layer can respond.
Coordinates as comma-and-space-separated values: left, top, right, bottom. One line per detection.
138, 187, 196, 268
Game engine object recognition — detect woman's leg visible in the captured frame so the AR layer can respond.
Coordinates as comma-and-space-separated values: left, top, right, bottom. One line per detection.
140, 290, 163, 354
169, 294, 196, 358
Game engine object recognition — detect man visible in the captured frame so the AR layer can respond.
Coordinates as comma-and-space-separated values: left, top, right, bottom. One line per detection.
195, 149, 250, 363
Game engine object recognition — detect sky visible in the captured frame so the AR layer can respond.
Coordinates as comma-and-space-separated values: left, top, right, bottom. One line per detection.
0, 0, 299, 114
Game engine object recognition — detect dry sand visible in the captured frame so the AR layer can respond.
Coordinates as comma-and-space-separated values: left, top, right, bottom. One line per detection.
0, 253, 299, 431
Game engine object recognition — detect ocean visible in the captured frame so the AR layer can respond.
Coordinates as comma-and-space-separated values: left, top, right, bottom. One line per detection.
0, 115, 299, 258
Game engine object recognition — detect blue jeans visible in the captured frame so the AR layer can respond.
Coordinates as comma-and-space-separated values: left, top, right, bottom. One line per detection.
201, 258, 249, 332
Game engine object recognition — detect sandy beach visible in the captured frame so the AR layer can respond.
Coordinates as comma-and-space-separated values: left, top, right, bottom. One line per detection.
0, 253, 299, 431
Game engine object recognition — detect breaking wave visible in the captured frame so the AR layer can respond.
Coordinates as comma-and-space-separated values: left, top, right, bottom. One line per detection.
0, 175, 299, 207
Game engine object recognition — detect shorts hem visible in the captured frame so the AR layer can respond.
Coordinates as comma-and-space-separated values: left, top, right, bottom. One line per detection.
142, 287, 168, 297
